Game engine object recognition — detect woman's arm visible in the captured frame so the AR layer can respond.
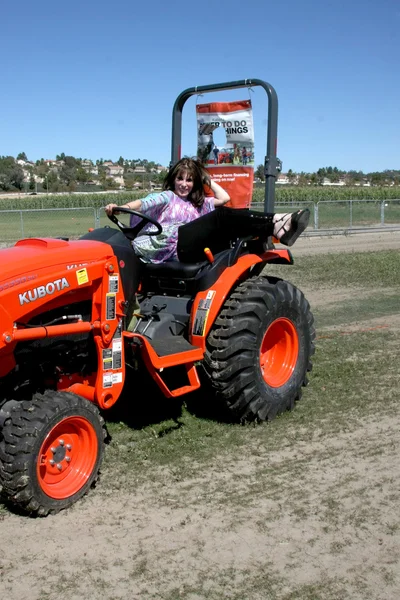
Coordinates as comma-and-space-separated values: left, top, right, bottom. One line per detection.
209, 179, 230, 206
105, 190, 171, 218
104, 199, 142, 216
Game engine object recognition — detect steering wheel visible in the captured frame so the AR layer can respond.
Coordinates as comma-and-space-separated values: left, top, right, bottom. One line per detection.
107, 207, 163, 241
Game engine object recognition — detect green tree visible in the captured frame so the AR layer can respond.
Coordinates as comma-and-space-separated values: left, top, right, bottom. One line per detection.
369, 172, 384, 186
103, 177, 119, 190
255, 164, 265, 181
287, 168, 295, 183
330, 171, 340, 183
17, 152, 28, 161
59, 156, 79, 186
76, 166, 90, 184
347, 170, 363, 185
124, 178, 135, 190
153, 170, 165, 185
297, 172, 309, 186
43, 171, 60, 192
59, 165, 74, 185
63, 156, 79, 168
67, 180, 77, 192
317, 167, 326, 183
0, 156, 24, 191
35, 163, 50, 178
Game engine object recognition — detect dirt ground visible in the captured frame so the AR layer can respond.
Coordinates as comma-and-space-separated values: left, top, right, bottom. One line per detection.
1, 231, 400, 600
294, 228, 400, 256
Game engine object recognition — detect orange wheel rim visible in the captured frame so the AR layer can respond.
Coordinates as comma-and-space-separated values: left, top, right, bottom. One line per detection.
260, 318, 299, 388
37, 416, 98, 499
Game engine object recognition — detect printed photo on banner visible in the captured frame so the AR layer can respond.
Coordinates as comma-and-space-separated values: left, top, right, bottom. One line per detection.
197, 100, 254, 167
196, 100, 255, 208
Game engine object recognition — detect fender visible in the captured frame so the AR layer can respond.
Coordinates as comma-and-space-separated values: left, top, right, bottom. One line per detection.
0, 303, 16, 377
190, 248, 292, 350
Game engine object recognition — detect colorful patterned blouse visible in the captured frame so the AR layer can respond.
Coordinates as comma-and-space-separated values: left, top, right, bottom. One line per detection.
132, 190, 215, 263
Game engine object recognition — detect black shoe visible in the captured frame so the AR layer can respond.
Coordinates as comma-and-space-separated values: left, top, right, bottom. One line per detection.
278, 208, 310, 247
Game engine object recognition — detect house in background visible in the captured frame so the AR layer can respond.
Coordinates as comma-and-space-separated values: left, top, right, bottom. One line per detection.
276, 174, 290, 185
153, 165, 168, 174
111, 175, 125, 188
322, 177, 346, 186
82, 160, 99, 176
106, 165, 124, 177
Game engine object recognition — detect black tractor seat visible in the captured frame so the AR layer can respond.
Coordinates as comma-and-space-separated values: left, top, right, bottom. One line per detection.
140, 256, 213, 295
142, 259, 208, 279
140, 240, 253, 295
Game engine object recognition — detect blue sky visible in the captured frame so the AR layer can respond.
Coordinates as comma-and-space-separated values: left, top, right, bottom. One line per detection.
1, 0, 399, 173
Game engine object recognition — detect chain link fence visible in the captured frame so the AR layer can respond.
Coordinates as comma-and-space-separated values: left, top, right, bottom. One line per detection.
0, 208, 98, 245
253, 199, 400, 235
0, 200, 400, 246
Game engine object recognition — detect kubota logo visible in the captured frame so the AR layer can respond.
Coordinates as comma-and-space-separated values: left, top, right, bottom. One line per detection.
19, 278, 70, 305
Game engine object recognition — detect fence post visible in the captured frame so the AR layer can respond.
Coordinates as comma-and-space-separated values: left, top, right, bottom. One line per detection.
314, 202, 319, 230
95, 208, 100, 229
349, 200, 353, 229
20, 210, 25, 238
381, 201, 385, 226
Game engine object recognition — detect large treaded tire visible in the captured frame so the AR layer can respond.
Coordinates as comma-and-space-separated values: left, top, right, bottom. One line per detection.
0, 391, 107, 516
203, 276, 315, 422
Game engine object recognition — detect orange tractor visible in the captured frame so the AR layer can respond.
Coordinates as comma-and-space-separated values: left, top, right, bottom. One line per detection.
0, 80, 315, 515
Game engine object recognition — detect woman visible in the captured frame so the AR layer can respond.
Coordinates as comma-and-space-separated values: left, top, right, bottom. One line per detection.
105, 158, 309, 264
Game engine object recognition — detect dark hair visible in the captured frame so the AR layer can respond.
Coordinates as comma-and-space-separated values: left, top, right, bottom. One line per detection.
163, 157, 210, 208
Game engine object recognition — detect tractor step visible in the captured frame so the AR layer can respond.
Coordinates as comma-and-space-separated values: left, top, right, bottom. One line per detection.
126, 332, 204, 369
150, 336, 199, 358
125, 333, 203, 397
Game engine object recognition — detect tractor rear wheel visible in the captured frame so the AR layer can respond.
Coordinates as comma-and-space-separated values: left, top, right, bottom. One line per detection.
0, 391, 107, 516
204, 276, 315, 422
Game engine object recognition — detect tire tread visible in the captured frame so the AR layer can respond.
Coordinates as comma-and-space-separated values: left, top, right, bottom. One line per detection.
204, 275, 316, 422
0, 390, 107, 516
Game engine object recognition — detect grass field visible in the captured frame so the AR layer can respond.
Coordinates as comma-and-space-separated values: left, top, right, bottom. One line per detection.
100, 249, 400, 473
312, 199, 400, 228
1, 248, 400, 599
0, 208, 98, 241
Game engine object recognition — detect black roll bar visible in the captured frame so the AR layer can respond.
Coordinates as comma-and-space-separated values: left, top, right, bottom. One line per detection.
171, 79, 281, 212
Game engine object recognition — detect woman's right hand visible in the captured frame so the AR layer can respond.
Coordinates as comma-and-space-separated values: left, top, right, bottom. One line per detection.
200, 167, 211, 188
104, 203, 119, 216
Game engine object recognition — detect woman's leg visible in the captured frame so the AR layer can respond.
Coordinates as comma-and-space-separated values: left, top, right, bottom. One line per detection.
177, 207, 310, 263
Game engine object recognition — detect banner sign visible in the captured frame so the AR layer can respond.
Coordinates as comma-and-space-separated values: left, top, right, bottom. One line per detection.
196, 100, 254, 208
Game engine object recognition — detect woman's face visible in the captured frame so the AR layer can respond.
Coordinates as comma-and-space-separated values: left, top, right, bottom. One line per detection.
174, 170, 194, 199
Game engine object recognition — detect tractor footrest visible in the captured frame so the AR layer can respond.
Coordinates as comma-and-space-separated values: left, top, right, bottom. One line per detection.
151, 336, 199, 358
126, 332, 204, 369
129, 335, 203, 397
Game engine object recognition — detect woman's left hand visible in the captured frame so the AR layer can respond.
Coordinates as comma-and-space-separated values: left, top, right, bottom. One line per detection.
104, 203, 119, 216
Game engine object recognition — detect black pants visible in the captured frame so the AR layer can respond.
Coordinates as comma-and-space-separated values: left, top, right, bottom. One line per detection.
177, 207, 274, 263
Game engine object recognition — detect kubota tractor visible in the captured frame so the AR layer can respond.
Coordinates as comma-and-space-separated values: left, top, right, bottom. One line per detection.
0, 80, 315, 516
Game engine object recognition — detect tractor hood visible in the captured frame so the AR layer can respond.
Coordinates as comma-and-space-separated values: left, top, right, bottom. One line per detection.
0, 237, 114, 286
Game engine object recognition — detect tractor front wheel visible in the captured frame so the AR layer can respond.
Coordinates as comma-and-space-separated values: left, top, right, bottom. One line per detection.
204, 276, 315, 422
0, 391, 107, 516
